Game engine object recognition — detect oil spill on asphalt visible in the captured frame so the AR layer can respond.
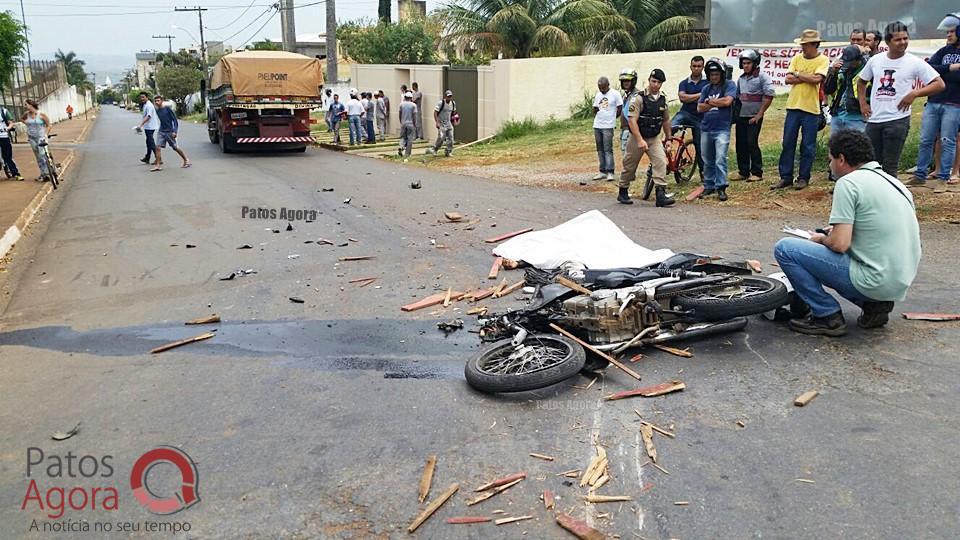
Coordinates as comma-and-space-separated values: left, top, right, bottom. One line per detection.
0, 319, 479, 379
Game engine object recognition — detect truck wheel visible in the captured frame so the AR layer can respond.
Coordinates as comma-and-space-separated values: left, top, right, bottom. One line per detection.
293, 145, 307, 153
219, 133, 233, 154
208, 128, 219, 144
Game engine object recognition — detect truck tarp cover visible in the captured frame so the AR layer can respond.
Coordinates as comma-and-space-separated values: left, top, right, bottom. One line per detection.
210, 51, 323, 97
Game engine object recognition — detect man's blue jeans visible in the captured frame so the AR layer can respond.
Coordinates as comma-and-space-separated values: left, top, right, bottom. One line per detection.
778, 109, 819, 182
701, 129, 730, 190
774, 237, 869, 318
671, 110, 703, 177
831, 114, 866, 133
594, 128, 614, 173
348, 115, 362, 145
914, 102, 960, 181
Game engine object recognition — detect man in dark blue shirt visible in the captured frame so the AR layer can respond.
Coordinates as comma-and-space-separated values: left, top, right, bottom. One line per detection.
671, 56, 708, 180
697, 58, 737, 201
910, 13, 960, 187
153, 95, 190, 170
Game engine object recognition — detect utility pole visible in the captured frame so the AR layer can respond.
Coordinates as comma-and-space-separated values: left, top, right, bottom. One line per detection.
153, 34, 176, 53
175, 6, 208, 108
325, 0, 337, 83
279, 0, 296, 52
19, 0, 32, 67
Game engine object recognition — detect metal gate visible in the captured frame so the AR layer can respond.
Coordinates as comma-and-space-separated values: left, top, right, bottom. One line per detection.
444, 66, 478, 143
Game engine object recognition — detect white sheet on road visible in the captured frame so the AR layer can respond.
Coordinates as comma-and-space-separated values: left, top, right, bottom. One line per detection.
492, 210, 674, 270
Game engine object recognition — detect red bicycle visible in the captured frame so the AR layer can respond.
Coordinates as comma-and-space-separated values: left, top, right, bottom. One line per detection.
642, 124, 697, 200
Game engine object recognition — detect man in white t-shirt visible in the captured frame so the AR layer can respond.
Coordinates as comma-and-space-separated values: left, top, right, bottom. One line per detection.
592, 76, 623, 181
857, 21, 945, 175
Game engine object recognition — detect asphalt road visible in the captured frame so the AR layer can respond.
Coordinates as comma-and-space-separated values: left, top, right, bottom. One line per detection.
0, 106, 958, 539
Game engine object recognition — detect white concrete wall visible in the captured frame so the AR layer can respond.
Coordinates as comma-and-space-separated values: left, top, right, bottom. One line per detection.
351, 64, 446, 140
40, 85, 94, 124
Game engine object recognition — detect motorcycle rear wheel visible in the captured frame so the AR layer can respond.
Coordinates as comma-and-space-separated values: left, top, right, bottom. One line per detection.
465, 334, 586, 393
672, 276, 788, 321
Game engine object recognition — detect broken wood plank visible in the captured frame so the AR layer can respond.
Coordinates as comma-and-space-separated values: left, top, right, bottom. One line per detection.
338, 255, 375, 261
485, 228, 534, 243
418, 455, 437, 503
902, 312, 960, 321
466, 306, 488, 316
488, 257, 503, 280
556, 469, 580, 477
348, 276, 378, 283
586, 458, 608, 486
772, 200, 791, 209
495, 515, 533, 526
492, 278, 507, 297
674, 501, 689, 506
652, 344, 693, 358
549, 323, 641, 381
444, 211, 463, 222
592, 474, 610, 491
317, 238, 335, 245
529, 452, 554, 461
407, 482, 459, 533
793, 390, 819, 407
579, 456, 603, 487
475, 472, 527, 492
543, 490, 555, 510
640, 424, 657, 463
471, 288, 496, 302
633, 411, 676, 438
685, 185, 705, 201
447, 516, 492, 524
584, 494, 633, 503
443, 287, 453, 307
746, 259, 762, 273
604, 381, 685, 400
555, 276, 593, 296
466, 478, 523, 506
150, 331, 216, 354
650, 462, 671, 475
400, 291, 464, 312
494, 280, 525, 298
556, 513, 606, 540
356, 278, 376, 287
184, 314, 220, 325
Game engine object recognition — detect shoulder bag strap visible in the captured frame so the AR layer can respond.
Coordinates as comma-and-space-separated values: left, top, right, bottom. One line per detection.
861, 166, 914, 207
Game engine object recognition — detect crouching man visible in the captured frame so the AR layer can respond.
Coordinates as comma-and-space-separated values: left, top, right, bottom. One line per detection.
773, 129, 920, 336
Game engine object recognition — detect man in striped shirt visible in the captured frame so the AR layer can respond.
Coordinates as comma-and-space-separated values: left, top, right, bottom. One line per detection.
733, 49, 774, 181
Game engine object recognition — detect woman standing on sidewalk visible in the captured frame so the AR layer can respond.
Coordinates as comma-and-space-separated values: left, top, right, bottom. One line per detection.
21, 100, 52, 182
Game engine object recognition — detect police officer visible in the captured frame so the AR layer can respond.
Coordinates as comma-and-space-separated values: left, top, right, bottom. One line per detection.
617, 68, 639, 156
618, 69, 675, 207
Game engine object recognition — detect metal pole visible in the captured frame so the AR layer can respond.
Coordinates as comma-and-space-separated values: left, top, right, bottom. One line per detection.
19, 0, 32, 67
325, 0, 338, 83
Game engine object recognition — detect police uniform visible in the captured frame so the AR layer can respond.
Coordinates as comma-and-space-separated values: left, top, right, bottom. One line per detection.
620, 89, 668, 189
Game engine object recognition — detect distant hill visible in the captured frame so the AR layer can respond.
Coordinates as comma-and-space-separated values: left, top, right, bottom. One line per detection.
34, 51, 133, 86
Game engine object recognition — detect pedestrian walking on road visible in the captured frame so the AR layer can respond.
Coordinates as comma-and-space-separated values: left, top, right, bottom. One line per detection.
618, 69, 675, 207
428, 90, 457, 157
733, 49, 774, 182
376, 91, 387, 142
153, 96, 191, 169
363, 92, 376, 144
346, 90, 363, 146
66, 104, 73, 120
22, 99, 53, 181
328, 94, 346, 144
592, 76, 623, 181
697, 59, 737, 201
0, 106, 24, 181
858, 21, 944, 177
135, 91, 160, 170
397, 91, 417, 158
773, 29, 829, 191
411, 82, 424, 140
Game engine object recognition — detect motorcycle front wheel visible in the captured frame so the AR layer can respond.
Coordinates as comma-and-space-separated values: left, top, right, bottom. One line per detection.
465, 334, 586, 393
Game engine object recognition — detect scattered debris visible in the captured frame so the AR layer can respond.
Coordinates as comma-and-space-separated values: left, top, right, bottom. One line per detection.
652, 345, 693, 358
150, 331, 216, 354
447, 517, 491, 524
317, 238, 335, 245
529, 453, 554, 461
543, 490, 555, 510
794, 478, 816, 484
640, 424, 657, 463
475, 472, 527, 492
604, 381, 685, 401
736, 420, 746, 428
321, 187, 334, 192
237, 244, 252, 250
555, 276, 593, 296
51, 422, 81, 441
629, 354, 643, 363
466, 477, 523, 506
443, 287, 453, 307
488, 257, 503, 280
219, 273, 236, 281
410, 181, 421, 189
285, 223, 294, 231
444, 212, 463, 222
287, 254, 300, 259
338, 256, 374, 261
494, 280, 525, 298
343, 198, 352, 204
772, 200, 790, 209
437, 319, 464, 333
349, 276, 377, 284
419, 455, 437, 503
550, 323, 642, 381
793, 390, 819, 407
633, 412, 675, 438
557, 469, 580, 478
685, 186, 705, 201
185, 314, 220, 325
407, 483, 459, 533
584, 495, 632, 503
902, 312, 960, 321
485, 228, 534, 244
348, 238, 359, 243
289, 297, 305, 304
674, 501, 689, 506
746, 259, 762, 273
580, 446, 608, 487
495, 515, 534, 526
649, 462, 671, 475
470, 288, 496, 302
556, 513, 605, 540
466, 306, 488, 316
401, 291, 465, 312
185, 244, 196, 248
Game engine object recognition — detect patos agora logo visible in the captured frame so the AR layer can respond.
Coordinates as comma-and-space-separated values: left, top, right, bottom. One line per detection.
130, 446, 200, 514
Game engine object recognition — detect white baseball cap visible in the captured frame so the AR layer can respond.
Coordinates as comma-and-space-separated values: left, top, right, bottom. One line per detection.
404, 91, 413, 98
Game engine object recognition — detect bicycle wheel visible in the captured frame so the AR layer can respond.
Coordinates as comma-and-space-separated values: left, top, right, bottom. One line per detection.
45, 149, 58, 189
642, 165, 655, 200
674, 141, 697, 184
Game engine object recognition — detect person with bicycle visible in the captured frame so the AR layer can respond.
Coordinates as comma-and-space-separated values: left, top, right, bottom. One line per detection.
733, 49, 775, 182
617, 68, 639, 157
618, 69, 675, 207
672, 56, 708, 181
0, 105, 24, 181
21, 99, 53, 182
697, 58, 737, 201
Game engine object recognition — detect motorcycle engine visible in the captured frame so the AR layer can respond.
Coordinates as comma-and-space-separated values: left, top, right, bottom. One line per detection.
559, 290, 660, 345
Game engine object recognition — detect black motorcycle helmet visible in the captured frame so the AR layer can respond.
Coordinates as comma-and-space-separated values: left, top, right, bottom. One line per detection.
704, 57, 727, 83
738, 49, 761, 70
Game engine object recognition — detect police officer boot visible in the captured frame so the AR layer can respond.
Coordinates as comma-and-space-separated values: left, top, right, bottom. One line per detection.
655, 186, 675, 207
617, 187, 633, 204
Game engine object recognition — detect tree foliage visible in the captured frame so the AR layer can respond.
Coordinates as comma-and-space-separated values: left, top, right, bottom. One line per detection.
0, 11, 26, 91
339, 20, 436, 64
98, 88, 120, 104
156, 65, 203, 115
156, 50, 202, 70
54, 49, 94, 92
246, 39, 283, 51
612, 0, 708, 51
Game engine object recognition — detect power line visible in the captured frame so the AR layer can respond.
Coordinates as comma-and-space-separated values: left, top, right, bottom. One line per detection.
24, 5, 246, 17
221, 5, 275, 43
205, 0, 258, 31
239, 8, 280, 48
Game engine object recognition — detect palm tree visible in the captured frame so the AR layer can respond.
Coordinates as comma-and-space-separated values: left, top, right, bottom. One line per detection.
614, 0, 709, 51
434, 0, 636, 59
54, 49, 94, 91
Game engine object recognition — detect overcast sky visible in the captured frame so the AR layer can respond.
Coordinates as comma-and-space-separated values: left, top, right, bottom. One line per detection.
4, 0, 441, 81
